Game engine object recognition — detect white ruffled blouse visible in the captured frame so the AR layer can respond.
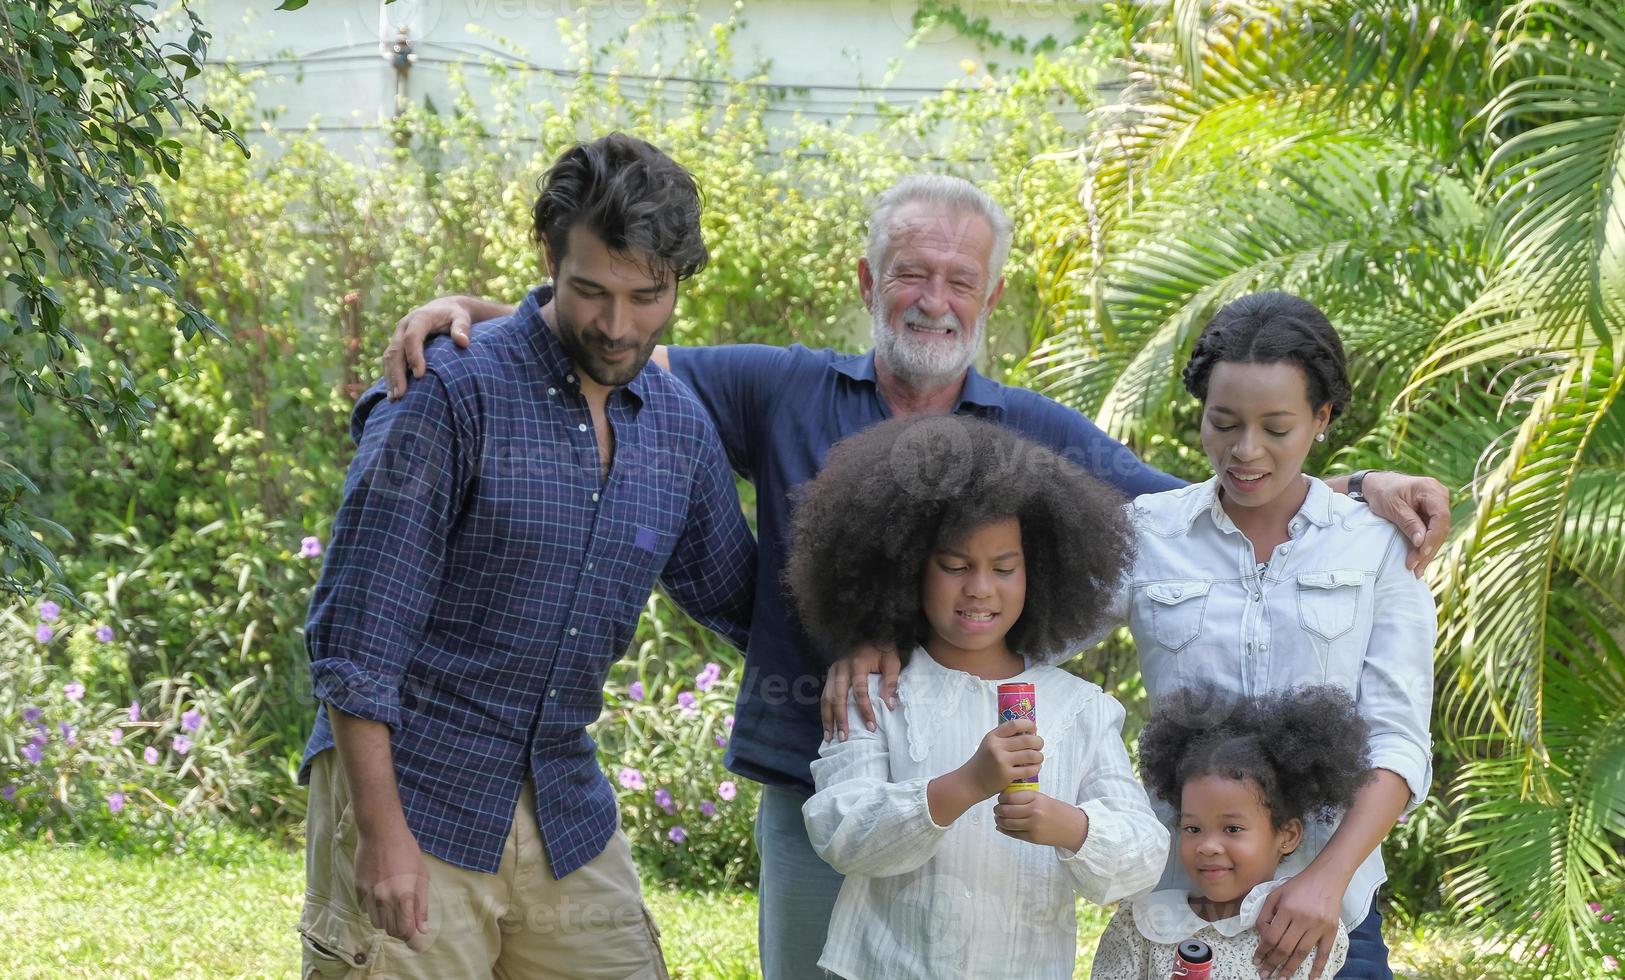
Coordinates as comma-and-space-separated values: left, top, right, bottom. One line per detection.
803, 651, 1169, 980
1090, 879, 1350, 980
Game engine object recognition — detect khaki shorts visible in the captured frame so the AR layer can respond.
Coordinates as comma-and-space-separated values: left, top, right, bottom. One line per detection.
299, 750, 668, 980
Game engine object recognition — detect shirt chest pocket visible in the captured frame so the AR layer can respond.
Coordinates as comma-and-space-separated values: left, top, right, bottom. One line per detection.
1145, 580, 1211, 651
1295, 569, 1365, 641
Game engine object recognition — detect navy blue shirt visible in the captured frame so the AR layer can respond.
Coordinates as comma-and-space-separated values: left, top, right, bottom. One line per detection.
665, 343, 1182, 793
302, 286, 755, 877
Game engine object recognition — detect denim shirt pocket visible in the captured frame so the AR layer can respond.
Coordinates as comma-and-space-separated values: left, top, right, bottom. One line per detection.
1144, 580, 1212, 652
1295, 569, 1365, 642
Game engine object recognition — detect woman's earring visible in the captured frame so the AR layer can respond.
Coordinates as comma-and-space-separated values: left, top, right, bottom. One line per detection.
1315, 432, 1327, 443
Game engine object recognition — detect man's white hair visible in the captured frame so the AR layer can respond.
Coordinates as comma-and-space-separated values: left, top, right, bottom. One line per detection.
865, 175, 1013, 288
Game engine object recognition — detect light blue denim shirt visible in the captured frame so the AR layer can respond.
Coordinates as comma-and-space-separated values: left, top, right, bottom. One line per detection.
1110, 475, 1436, 926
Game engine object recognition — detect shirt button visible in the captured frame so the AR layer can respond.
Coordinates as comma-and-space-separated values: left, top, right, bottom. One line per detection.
578, 423, 588, 432
567, 374, 576, 384
548, 387, 557, 396
1170, 587, 1183, 598
591, 492, 600, 502
586, 562, 595, 571
1253, 593, 1262, 602
569, 627, 578, 636
549, 689, 557, 698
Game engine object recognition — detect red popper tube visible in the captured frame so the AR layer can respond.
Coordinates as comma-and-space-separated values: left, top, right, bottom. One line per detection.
1172, 939, 1213, 979
996, 682, 1037, 792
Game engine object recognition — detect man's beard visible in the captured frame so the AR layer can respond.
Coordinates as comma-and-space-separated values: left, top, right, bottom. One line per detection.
872, 302, 986, 388
555, 313, 666, 388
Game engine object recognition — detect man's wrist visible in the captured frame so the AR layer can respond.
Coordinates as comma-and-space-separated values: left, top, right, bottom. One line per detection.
1346, 468, 1379, 504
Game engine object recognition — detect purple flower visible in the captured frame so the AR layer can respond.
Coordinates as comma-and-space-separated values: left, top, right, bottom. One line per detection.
667, 826, 687, 844
695, 662, 722, 692
724, 714, 734, 730
617, 767, 645, 791
143, 746, 160, 765
715, 734, 727, 748
128, 701, 141, 723
627, 681, 645, 702
39, 600, 61, 623
299, 536, 323, 558
59, 722, 77, 746
1602, 954, 1617, 971
108, 729, 124, 746
22, 741, 44, 765
1531, 911, 1542, 920
180, 710, 202, 733
718, 780, 737, 802
107, 792, 126, 815
1589, 902, 1604, 913
35, 624, 54, 643
22, 707, 42, 725
1, 785, 14, 803
1536, 944, 1550, 958
1605, 913, 1615, 922
96, 625, 115, 643
64, 681, 85, 702
172, 735, 192, 756
699, 800, 715, 817
677, 691, 697, 714
654, 788, 675, 814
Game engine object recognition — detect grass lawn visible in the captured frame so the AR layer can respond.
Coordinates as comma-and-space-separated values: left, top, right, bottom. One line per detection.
0, 836, 1481, 978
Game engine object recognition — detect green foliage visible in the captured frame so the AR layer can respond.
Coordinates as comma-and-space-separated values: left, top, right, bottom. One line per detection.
595, 595, 759, 890
2, 4, 1104, 889
1025, 1, 1625, 973
0, 0, 242, 600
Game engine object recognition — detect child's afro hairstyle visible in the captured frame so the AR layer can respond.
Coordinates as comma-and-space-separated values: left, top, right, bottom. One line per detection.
784, 415, 1135, 664
1138, 684, 1373, 829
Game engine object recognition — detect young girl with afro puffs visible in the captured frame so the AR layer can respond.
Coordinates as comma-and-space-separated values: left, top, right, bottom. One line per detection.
1090, 685, 1369, 979
788, 415, 1169, 980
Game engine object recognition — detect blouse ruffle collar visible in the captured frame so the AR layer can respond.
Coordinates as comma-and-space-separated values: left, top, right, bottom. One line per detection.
1131, 878, 1288, 943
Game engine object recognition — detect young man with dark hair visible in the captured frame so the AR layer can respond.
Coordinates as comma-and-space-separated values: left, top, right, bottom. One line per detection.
297, 133, 754, 979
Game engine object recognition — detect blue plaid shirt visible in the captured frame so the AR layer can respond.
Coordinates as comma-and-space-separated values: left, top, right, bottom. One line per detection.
301, 285, 755, 877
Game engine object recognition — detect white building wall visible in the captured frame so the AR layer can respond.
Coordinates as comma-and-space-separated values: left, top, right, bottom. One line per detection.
189, 0, 1087, 157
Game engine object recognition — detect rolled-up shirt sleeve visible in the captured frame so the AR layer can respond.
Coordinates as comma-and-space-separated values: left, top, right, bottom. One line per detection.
1056, 694, 1169, 904
803, 686, 950, 878
305, 375, 473, 728
1360, 533, 1437, 808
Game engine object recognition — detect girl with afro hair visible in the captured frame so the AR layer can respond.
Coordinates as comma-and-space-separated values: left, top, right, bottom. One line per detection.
1091, 685, 1369, 979
791, 415, 1168, 980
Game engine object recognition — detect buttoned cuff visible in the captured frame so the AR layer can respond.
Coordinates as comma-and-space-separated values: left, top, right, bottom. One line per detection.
311, 659, 404, 729
1369, 733, 1432, 810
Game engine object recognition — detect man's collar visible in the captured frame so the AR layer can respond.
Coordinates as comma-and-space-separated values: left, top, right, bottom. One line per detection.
830, 349, 1006, 411
521, 283, 650, 405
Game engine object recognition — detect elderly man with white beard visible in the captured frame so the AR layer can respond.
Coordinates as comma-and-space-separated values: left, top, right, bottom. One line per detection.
383, 173, 1451, 980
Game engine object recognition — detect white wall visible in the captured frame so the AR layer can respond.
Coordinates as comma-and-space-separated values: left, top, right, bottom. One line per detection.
190, 0, 1086, 158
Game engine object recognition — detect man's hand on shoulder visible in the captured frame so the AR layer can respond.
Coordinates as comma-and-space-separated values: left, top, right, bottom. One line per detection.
384, 295, 514, 400
1358, 471, 1452, 576
821, 644, 902, 742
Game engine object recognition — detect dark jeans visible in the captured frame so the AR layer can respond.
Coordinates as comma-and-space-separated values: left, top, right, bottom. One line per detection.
1336, 906, 1393, 980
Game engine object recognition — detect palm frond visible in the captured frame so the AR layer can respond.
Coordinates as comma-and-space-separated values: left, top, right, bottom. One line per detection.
1433, 341, 1625, 745
1445, 601, 1625, 975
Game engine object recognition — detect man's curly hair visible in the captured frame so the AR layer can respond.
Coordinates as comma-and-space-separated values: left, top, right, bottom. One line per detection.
1139, 685, 1372, 830
784, 415, 1135, 664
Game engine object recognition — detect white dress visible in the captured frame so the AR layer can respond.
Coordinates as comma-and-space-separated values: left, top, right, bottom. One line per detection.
802, 651, 1169, 980
1090, 879, 1350, 980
